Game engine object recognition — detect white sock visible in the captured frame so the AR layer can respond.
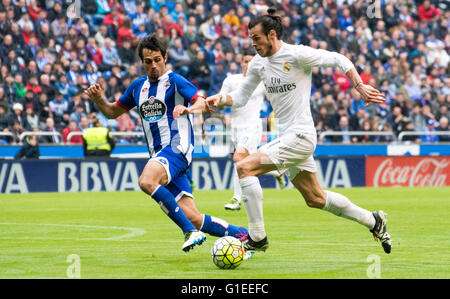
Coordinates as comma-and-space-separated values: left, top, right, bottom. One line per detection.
322, 190, 375, 229
239, 176, 266, 241
232, 167, 241, 202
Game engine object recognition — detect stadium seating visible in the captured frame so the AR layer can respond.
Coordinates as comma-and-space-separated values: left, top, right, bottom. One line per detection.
0, 0, 448, 147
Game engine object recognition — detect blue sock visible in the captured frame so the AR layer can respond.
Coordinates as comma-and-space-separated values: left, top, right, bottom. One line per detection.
151, 185, 196, 234
201, 214, 248, 238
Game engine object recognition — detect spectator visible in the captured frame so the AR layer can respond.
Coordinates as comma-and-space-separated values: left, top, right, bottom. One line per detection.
401, 120, 421, 143
199, 15, 219, 42
51, 13, 68, 42
48, 92, 69, 130
420, 119, 439, 143
170, 2, 186, 23
11, 102, 30, 130
94, 24, 110, 49
10, 119, 25, 144
103, 6, 123, 37
436, 116, 450, 142
14, 134, 39, 159
333, 115, 352, 144
13, 73, 27, 100
169, 37, 191, 77
116, 109, 135, 132
315, 105, 334, 136
349, 108, 367, 131
82, 63, 101, 86
25, 103, 39, 130
62, 120, 83, 144
40, 117, 61, 144
67, 60, 82, 85
427, 42, 450, 68
100, 37, 122, 70
116, 19, 137, 48
189, 50, 210, 91
0, 105, 11, 132
360, 65, 374, 85
410, 103, 426, 132
333, 68, 351, 93
69, 104, 87, 124
435, 103, 449, 123
338, 7, 352, 31
399, 5, 413, 28
388, 106, 407, 136
79, 116, 90, 132
379, 122, 394, 143
418, 0, 441, 22
95, 0, 111, 15
209, 60, 227, 95
402, 75, 423, 101
349, 90, 367, 116
162, 14, 183, 38
118, 39, 136, 67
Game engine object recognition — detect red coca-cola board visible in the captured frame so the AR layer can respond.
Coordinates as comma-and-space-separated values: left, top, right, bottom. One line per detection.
366, 156, 450, 187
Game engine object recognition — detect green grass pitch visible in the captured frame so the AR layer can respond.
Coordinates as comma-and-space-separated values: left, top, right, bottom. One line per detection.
0, 187, 449, 279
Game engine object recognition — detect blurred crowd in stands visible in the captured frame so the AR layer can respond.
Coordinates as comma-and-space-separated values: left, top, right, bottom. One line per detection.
0, 0, 448, 146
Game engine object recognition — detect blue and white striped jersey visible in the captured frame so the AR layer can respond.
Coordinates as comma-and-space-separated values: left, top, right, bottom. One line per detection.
116, 70, 201, 163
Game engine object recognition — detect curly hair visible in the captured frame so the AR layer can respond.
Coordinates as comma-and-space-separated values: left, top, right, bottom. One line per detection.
137, 33, 167, 61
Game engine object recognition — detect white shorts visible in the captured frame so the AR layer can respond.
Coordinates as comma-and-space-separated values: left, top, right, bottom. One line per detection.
231, 121, 262, 155
259, 131, 317, 180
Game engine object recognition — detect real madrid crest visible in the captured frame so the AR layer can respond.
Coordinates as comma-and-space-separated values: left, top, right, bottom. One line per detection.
283, 62, 291, 72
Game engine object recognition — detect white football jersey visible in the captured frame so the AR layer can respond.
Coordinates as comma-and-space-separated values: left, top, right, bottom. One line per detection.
229, 42, 354, 136
220, 73, 265, 126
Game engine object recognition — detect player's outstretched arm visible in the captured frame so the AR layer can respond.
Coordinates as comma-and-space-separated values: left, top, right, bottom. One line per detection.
345, 68, 386, 106
84, 83, 127, 119
173, 97, 214, 119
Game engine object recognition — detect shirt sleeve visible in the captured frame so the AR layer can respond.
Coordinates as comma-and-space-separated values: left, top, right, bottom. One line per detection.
173, 73, 202, 105
295, 45, 354, 73
229, 59, 262, 109
116, 78, 139, 110
219, 75, 233, 94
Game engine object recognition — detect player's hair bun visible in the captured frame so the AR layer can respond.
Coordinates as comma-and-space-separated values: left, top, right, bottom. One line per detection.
267, 7, 277, 16
266, 7, 281, 23
248, 6, 283, 39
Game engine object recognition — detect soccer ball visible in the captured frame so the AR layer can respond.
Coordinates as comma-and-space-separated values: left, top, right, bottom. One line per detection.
211, 236, 245, 269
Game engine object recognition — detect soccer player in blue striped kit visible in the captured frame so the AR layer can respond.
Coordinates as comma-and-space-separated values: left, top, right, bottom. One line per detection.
85, 34, 248, 252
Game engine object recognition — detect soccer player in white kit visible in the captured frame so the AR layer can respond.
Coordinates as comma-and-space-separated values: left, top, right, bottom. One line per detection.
207, 8, 392, 254
220, 48, 286, 211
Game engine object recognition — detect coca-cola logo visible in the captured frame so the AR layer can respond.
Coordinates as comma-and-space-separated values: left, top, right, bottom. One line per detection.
371, 158, 449, 187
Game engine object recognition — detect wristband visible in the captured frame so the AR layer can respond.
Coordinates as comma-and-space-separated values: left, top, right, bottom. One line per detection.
219, 94, 227, 106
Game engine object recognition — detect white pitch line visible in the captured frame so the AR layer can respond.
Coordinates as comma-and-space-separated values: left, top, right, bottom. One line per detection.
0, 223, 146, 241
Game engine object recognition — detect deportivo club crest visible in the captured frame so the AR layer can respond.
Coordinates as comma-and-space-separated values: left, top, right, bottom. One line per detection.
140, 96, 167, 123
283, 62, 291, 72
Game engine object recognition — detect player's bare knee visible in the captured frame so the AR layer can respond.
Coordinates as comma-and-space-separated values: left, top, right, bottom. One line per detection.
236, 162, 250, 178
138, 175, 159, 195
233, 153, 244, 163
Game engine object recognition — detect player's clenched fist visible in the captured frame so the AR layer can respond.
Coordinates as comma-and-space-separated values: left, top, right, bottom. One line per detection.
206, 94, 226, 108
173, 105, 189, 119
84, 83, 104, 103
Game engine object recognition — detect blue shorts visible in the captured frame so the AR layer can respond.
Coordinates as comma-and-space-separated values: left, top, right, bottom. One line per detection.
151, 146, 193, 201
